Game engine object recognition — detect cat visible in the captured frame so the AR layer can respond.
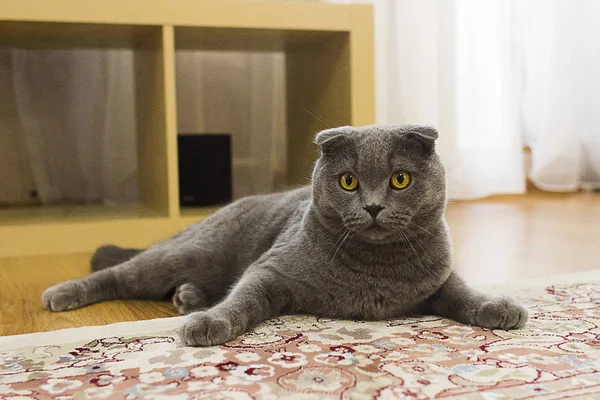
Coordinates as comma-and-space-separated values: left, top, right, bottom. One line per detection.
42, 124, 528, 346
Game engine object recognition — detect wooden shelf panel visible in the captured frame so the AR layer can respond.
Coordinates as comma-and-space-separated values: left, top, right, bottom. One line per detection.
179, 206, 221, 219
1, 0, 362, 32
0, 205, 164, 226
0, 21, 158, 49
0, 206, 218, 257
135, 25, 180, 218
0, 216, 192, 258
175, 26, 348, 52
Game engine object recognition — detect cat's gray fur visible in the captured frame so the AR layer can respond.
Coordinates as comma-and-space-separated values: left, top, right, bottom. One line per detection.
42, 125, 528, 346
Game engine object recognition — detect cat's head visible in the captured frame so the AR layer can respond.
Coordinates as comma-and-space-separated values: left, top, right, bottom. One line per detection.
311, 125, 446, 244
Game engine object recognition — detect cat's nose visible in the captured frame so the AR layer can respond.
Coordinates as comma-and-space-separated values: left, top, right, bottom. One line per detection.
363, 204, 384, 219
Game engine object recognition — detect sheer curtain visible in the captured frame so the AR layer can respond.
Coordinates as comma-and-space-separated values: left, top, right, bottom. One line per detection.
375, 0, 600, 198
1, 49, 285, 206
1, 49, 138, 206
375, 0, 524, 199
0, 51, 36, 206
516, 0, 600, 191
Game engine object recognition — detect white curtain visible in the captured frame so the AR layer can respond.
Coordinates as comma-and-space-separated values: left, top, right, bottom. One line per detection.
1, 49, 285, 206
375, 0, 600, 198
375, 0, 524, 199
0, 52, 36, 206
1, 49, 138, 206
516, 0, 600, 191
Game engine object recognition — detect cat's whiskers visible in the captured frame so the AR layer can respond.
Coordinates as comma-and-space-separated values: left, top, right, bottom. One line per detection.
303, 108, 333, 129
415, 210, 442, 219
396, 233, 409, 265
331, 230, 351, 263
342, 232, 355, 256
411, 218, 473, 255
409, 222, 435, 237
410, 219, 483, 267
400, 231, 427, 272
326, 228, 350, 259
409, 233, 436, 264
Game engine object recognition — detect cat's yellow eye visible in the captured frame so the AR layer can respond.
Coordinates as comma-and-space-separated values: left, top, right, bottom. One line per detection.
339, 173, 359, 191
390, 171, 411, 190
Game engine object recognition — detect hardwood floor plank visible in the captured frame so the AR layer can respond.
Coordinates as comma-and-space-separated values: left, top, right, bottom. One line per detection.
0, 254, 177, 336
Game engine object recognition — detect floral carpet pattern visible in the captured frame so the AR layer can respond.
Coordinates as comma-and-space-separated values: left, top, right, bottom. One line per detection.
3, 276, 600, 399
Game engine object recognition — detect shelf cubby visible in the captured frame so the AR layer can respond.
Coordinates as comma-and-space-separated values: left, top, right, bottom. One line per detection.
0, 20, 175, 216
0, 0, 374, 257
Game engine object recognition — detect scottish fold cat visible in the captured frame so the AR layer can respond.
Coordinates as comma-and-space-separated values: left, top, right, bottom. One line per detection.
43, 125, 528, 346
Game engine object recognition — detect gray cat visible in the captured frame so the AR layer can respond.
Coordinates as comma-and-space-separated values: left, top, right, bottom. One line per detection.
42, 125, 528, 347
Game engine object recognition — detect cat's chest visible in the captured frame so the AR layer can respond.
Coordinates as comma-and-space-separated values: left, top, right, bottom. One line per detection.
316, 266, 437, 320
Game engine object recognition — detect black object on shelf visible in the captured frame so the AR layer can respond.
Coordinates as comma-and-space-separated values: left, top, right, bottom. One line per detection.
178, 133, 232, 207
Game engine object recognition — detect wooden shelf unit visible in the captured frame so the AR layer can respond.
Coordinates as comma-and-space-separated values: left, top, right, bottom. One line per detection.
0, 0, 375, 258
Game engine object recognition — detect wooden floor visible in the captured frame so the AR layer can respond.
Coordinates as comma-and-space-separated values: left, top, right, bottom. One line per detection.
1, 190, 599, 336
448, 190, 600, 285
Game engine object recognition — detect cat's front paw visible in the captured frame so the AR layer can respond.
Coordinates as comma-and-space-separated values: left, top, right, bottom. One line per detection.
474, 296, 528, 330
42, 281, 85, 311
179, 312, 236, 347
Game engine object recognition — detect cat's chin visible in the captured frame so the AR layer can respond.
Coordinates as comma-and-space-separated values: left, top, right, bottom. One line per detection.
357, 225, 397, 244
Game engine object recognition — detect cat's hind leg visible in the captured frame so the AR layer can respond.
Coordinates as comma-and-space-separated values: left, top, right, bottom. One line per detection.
43, 245, 183, 312
90, 245, 144, 272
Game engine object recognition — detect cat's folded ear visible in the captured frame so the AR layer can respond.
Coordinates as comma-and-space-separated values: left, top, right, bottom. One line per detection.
398, 125, 439, 154
314, 126, 352, 156
403, 125, 439, 142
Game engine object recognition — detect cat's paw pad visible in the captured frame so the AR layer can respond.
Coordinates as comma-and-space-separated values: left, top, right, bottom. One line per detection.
179, 312, 234, 347
172, 283, 207, 315
474, 296, 528, 330
42, 281, 85, 311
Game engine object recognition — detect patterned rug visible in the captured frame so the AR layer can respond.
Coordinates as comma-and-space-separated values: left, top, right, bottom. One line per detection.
3, 272, 600, 399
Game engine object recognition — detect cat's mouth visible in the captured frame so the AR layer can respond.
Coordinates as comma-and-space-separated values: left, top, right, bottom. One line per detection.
359, 223, 395, 243
341, 214, 410, 244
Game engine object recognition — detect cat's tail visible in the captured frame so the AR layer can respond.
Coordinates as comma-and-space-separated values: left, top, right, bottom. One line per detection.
90, 245, 144, 272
